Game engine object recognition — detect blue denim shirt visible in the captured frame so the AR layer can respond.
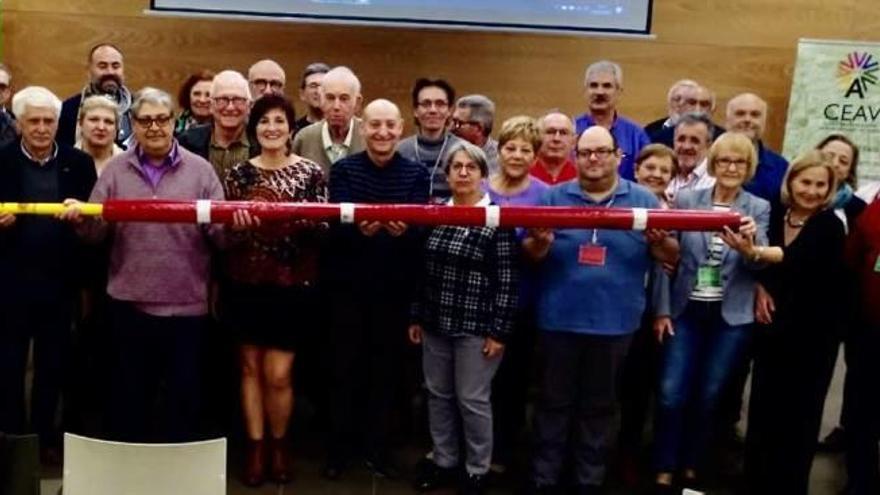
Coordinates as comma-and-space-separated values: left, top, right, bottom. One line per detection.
536, 179, 660, 336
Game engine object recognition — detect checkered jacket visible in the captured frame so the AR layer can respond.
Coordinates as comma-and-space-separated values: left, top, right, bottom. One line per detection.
411, 222, 519, 341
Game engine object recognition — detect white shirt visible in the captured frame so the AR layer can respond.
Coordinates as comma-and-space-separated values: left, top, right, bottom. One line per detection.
666, 158, 715, 203
321, 119, 355, 164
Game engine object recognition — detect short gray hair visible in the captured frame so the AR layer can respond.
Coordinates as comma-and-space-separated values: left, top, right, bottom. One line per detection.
584, 60, 623, 89
12, 86, 62, 119
212, 70, 252, 100
131, 87, 174, 117
456, 94, 496, 136
443, 140, 489, 178
322, 66, 361, 95
666, 79, 699, 103
674, 112, 714, 140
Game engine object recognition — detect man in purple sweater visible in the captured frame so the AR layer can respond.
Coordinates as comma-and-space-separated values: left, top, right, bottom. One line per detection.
64, 86, 253, 442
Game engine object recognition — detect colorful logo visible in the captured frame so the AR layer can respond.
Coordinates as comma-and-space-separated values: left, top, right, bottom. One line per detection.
838, 51, 878, 99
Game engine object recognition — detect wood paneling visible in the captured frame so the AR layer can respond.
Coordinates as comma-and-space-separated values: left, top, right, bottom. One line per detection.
1, 0, 871, 151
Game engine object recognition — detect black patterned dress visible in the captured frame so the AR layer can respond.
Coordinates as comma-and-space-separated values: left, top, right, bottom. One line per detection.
222, 157, 327, 349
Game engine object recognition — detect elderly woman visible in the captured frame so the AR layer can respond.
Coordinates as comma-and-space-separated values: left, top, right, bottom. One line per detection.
734, 150, 846, 494
651, 132, 770, 492
410, 141, 519, 495
174, 70, 214, 135
633, 143, 678, 207
64, 87, 252, 443
223, 94, 327, 486
75, 95, 123, 175
484, 116, 547, 472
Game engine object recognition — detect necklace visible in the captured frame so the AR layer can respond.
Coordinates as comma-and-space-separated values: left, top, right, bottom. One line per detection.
785, 209, 807, 228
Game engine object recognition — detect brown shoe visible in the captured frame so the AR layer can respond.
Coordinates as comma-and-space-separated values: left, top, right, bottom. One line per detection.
243, 439, 265, 487
268, 436, 292, 484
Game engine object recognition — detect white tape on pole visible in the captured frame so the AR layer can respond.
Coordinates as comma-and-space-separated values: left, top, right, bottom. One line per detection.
339, 202, 355, 224
485, 205, 500, 228
631, 207, 648, 230
195, 200, 212, 224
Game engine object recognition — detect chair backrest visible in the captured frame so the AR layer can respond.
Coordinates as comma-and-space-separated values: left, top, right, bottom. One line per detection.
62, 433, 226, 495
0, 433, 40, 495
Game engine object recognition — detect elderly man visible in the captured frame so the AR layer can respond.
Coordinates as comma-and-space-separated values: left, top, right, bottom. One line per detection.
724, 93, 788, 205
178, 70, 257, 181
295, 62, 330, 132
524, 126, 677, 492
531, 111, 577, 185
323, 99, 430, 480
398, 78, 464, 203
451, 94, 499, 175
575, 60, 650, 182
58, 43, 134, 148
652, 84, 726, 148
0, 87, 96, 461
644, 79, 702, 140
0, 64, 17, 148
292, 66, 365, 176
248, 59, 286, 99
666, 113, 715, 202
66, 87, 250, 442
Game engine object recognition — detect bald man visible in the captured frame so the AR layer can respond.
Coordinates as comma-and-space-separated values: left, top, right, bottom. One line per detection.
291, 66, 365, 176
178, 70, 258, 180
322, 98, 429, 481
525, 125, 677, 491
248, 59, 286, 99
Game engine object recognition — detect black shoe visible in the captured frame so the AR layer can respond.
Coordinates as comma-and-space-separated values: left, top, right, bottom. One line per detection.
459, 473, 489, 495
819, 426, 847, 452
414, 460, 457, 492
365, 455, 402, 480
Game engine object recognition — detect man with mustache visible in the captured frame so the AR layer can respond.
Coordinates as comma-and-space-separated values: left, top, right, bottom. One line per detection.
58, 43, 134, 149
665, 113, 715, 202
574, 60, 650, 182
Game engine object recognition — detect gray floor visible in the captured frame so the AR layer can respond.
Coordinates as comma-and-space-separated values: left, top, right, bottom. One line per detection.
36, 347, 853, 495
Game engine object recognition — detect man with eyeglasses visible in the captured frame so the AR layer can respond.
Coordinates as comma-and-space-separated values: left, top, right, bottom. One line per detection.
58, 43, 135, 149
292, 66, 365, 177
0, 64, 17, 148
575, 60, 650, 182
450, 94, 499, 176
179, 70, 258, 181
294, 62, 330, 133
398, 78, 463, 203
650, 82, 727, 149
247, 59, 286, 99
531, 111, 577, 185
524, 126, 677, 492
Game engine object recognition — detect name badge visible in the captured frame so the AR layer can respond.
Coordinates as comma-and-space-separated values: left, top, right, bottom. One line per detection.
578, 244, 607, 266
696, 265, 722, 288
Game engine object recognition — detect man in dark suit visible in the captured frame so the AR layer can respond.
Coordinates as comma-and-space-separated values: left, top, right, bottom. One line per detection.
0, 86, 96, 463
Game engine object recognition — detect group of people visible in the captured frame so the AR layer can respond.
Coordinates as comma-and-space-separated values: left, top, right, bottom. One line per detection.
0, 42, 879, 495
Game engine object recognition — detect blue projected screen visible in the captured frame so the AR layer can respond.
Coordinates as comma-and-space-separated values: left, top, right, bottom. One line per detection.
150, 0, 653, 35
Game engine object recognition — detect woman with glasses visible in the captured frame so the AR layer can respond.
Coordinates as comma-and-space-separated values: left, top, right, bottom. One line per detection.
741, 150, 847, 494
222, 94, 327, 487
651, 132, 770, 493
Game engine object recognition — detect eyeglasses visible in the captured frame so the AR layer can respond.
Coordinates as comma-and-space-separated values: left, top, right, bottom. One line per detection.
543, 128, 572, 137
417, 99, 449, 110
576, 148, 616, 160
715, 157, 749, 169
452, 118, 481, 130
213, 96, 249, 108
251, 79, 284, 91
133, 114, 173, 128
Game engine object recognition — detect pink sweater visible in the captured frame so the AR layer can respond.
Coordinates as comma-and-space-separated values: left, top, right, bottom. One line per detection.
82, 144, 225, 316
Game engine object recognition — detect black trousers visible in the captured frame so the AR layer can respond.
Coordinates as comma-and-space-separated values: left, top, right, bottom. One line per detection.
531, 331, 633, 488
0, 297, 72, 446
104, 300, 208, 443
618, 313, 660, 453
327, 288, 408, 462
844, 324, 880, 494
744, 323, 838, 494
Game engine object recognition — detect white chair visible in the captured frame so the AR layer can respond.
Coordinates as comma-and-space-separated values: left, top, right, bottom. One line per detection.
62, 433, 226, 495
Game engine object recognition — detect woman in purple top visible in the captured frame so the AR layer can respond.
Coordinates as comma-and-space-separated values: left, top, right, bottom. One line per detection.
484, 116, 547, 471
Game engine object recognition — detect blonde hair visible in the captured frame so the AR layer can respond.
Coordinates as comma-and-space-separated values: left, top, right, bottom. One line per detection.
706, 132, 758, 182
497, 115, 541, 152
780, 150, 838, 208
78, 95, 119, 126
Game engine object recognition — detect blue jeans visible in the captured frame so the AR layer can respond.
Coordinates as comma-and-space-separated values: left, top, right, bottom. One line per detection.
654, 301, 751, 472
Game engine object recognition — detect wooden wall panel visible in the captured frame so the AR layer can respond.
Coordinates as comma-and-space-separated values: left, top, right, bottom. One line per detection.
1, 0, 872, 151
